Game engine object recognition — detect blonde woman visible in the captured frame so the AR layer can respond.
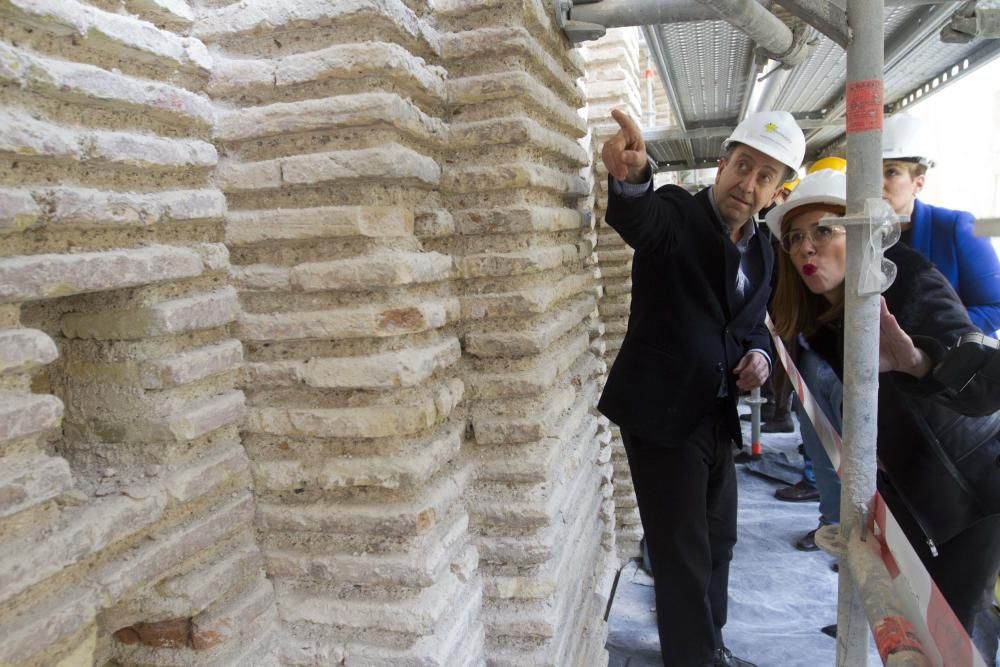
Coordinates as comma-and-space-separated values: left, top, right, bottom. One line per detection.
766, 169, 1000, 632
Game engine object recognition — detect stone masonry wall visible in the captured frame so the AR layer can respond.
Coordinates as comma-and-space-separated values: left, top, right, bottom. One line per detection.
0, 0, 279, 665
0, 0, 615, 665
201, 0, 483, 662
434, 2, 616, 663
579, 28, 643, 563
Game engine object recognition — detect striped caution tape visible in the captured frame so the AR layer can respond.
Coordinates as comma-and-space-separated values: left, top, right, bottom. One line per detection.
765, 314, 987, 667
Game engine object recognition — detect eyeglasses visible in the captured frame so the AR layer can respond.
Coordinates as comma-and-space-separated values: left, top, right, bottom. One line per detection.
780, 224, 846, 253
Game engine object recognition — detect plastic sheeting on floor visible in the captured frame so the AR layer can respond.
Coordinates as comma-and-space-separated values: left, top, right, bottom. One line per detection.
607, 411, 882, 666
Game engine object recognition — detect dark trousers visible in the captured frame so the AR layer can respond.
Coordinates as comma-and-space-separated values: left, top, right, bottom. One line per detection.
879, 476, 1000, 633
621, 409, 738, 667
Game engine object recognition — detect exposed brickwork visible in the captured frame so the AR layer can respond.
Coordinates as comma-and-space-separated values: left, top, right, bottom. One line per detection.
0, 0, 635, 664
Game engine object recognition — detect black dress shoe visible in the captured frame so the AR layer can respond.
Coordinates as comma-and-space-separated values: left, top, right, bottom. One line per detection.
733, 450, 761, 464
774, 480, 820, 502
713, 647, 757, 667
795, 527, 821, 552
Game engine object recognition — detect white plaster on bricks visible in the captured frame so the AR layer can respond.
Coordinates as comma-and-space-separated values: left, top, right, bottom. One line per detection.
251, 424, 461, 492
0, 584, 100, 666
275, 566, 465, 635
0, 328, 58, 375
0, 452, 73, 519
164, 440, 249, 503
290, 250, 452, 291
238, 298, 460, 341
140, 338, 243, 388
0, 245, 204, 303
196, 0, 436, 51
0, 487, 167, 605
214, 93, 444, 143
0, 109, 217, 167
0, 42, 212, 127
225, 205, 412, 244
61, 287, 238, 339
0, 0, 211, 72
125, 0, 194, 29
0, 392, 63, 442
210, 42, 446, 102
443, 161, 589, 196
0, 187, 226, 231
247, 378, 463, 439
0, 189, 40, 234
244, 337, 460, 390
217, 143, 440, 192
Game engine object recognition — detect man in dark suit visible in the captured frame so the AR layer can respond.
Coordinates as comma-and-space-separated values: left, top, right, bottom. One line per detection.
598, 109, 805, 667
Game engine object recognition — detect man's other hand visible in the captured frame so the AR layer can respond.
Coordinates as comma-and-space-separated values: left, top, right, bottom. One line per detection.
733, 351, 769, 391
601, 109, 650, 183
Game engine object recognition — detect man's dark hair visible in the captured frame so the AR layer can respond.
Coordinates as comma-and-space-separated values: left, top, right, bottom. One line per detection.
722, 141, 797, 182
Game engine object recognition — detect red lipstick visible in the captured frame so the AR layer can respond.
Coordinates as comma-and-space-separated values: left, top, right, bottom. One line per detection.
803, 264, 817, 276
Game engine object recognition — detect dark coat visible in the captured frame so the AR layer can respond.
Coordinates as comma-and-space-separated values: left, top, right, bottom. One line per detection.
597, 181, 774, 446
807, 243, 1000, 546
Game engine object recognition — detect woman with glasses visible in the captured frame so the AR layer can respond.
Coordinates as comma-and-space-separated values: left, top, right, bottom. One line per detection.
767, 169, 1000, 634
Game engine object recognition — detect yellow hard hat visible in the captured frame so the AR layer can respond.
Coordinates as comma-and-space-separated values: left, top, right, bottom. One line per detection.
807, 156, 846, 174
782, 177, 800, 193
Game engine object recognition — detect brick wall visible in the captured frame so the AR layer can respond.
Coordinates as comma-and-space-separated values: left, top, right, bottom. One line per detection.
579, 28, 643, 563
0, 0, 619, 664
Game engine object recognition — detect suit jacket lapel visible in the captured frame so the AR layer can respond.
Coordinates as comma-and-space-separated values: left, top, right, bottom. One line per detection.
731, 228, 772, 324
694, 189, 738, 320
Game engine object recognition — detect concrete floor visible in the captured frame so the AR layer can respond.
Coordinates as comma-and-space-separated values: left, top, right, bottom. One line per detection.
604, 409, 1000, 667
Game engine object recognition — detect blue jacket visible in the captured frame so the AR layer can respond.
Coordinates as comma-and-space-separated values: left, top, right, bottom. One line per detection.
909, 198, 1000, 335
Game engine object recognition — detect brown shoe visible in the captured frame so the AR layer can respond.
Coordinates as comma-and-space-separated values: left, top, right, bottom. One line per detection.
774, 480, 820, 502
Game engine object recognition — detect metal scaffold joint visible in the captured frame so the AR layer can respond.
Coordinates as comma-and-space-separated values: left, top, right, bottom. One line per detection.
756, 20, 815, 68
553, 0, 607, 43
941, 0, 1000, 42
771, 0, 851, 49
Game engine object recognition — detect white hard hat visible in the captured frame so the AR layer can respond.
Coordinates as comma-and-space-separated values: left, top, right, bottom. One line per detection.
765, 168, 846, 238
722, 110, 806, 174
882, 113, 935, 168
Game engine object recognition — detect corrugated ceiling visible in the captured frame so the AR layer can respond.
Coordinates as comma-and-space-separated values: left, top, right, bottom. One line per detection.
641, 2, 1000, 171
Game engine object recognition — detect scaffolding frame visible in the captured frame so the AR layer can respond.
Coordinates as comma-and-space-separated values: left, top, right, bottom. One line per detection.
558, 0, 996, 663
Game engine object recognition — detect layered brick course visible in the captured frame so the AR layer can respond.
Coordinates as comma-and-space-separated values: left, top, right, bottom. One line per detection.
0, 0, 274, 663
0, 0, 644, 664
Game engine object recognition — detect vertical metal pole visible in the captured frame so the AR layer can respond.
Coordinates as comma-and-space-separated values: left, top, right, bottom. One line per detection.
839, 1, 885, 665
749, 386, 763, 457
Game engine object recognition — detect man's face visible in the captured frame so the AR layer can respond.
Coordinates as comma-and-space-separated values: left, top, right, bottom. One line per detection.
714, 145, 787, 225
882, 160, 924, 215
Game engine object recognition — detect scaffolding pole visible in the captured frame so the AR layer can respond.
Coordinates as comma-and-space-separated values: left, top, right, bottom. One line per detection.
838, 1, 885, 665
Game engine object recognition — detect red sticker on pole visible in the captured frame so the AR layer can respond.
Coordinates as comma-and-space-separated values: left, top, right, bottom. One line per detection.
845, 79, 884, 133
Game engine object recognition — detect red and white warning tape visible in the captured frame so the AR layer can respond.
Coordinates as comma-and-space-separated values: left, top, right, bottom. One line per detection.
765, 315, 987, 667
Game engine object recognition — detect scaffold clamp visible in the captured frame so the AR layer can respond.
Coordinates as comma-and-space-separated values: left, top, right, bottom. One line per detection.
839, 198, 905, 296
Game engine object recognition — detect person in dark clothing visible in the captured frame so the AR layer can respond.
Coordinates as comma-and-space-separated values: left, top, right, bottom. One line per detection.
767, 169, 1000, 634
599, 108, 805, 667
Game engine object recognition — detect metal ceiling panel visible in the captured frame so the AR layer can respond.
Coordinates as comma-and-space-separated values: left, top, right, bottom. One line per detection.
649, 19, 756, 125
640, 1, 997, 171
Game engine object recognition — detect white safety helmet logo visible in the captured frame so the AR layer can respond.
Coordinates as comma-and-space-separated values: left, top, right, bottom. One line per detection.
882, 113, 935, 168
722, 110, 806, 174
765, 168, 846, 238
